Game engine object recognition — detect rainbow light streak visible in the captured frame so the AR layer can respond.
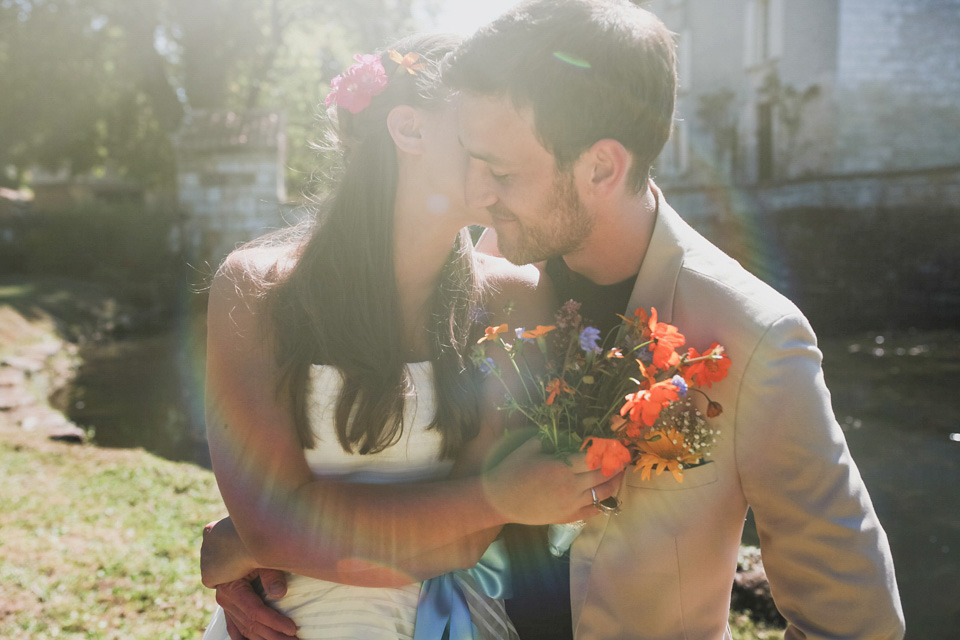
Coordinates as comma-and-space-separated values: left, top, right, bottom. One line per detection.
552, 51, 591, 69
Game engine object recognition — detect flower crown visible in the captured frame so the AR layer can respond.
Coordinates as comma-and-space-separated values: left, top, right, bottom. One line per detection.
324, 50, 426, 115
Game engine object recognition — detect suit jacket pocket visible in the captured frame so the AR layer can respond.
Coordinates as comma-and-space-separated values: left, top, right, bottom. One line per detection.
624, 460, 718, 491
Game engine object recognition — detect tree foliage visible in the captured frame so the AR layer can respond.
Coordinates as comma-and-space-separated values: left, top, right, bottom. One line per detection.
0, 0, 423, 190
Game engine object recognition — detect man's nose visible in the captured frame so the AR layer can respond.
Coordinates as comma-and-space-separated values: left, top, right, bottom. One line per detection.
464, 160, 498, 209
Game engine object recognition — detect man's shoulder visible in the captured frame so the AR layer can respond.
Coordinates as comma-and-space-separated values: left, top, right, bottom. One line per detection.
668, 217, 806, 335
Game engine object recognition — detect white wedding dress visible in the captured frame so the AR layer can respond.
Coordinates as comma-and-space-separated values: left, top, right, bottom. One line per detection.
203, 362, 517, 639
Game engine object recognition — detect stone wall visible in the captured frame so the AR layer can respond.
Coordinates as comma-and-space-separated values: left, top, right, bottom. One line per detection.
661, 166, 960, 334
175, 110, 289, 269
835, 0, 960, 173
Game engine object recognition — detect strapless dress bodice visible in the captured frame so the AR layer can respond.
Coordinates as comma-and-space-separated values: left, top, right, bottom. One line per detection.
302, 362, 454, 483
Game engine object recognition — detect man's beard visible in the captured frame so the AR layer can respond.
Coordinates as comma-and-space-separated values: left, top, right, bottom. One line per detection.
494, 171, 593, 265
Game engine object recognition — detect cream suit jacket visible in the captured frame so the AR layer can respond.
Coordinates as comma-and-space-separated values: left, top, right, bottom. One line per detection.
568, 190, 904, 639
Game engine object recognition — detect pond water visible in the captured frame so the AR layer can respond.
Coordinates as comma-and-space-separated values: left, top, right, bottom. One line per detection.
65, 333, 210, 467
65, 329, 960, 638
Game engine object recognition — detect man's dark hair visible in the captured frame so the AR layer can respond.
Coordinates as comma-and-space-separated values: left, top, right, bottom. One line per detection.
445, 0, 677, 192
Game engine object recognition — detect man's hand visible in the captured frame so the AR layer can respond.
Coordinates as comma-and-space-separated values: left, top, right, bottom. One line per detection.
483, 433, 624, 525
215, 570, 298, 640
201, 517, 261, 588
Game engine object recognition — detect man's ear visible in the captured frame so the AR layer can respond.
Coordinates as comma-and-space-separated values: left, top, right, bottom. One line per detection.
577, 139, 632, 197
386, 105, 425, 154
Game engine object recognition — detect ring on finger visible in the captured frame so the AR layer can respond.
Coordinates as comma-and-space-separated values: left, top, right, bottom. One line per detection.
590, 487, 599, 505
595, 495, 623, 516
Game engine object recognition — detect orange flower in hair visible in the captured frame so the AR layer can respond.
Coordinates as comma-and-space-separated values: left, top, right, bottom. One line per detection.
388, 50, 426, 75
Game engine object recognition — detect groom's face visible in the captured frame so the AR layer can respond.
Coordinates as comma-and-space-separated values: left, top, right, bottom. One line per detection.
458, 93, 593, 265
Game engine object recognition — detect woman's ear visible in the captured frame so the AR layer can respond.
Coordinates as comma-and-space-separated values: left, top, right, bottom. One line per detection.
386, 105, 425, 154
576, 138, 632, 197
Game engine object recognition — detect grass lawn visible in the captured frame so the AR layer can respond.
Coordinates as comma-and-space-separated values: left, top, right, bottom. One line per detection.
0, 428, 223, 639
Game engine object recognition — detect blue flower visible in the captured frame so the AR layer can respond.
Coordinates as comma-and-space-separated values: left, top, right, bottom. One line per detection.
579, 326, 602, 354
478, 357, 497, 376
515, 327, 534, 343
671, 374, 688, 396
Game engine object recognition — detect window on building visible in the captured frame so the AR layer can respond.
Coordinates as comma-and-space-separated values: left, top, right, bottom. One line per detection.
756, 102, 774, 182
757, 0, 771, 60
658, 117, 690, 177
745, 0, 782, 67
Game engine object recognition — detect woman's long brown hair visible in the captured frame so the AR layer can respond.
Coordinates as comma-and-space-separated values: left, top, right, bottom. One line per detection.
261, 33, 483, 458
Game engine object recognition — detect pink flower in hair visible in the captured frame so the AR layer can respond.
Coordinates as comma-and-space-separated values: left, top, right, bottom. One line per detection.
324, 54, 388, 114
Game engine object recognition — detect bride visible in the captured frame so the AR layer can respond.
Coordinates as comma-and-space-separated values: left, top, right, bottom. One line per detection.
199, 34, 621, 639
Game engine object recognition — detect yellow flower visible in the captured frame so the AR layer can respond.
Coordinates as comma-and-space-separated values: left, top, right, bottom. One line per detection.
634, 428, 701, 483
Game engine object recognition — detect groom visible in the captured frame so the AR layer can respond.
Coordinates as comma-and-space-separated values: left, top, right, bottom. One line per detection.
441, 1, 904, 638
212, 1, 904, 637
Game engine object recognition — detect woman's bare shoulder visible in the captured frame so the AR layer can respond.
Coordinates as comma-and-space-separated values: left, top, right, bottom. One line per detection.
212, 245, 297, 299
207, 245, 299, 340
476, 253, 542, 292
476, 254, 555, 323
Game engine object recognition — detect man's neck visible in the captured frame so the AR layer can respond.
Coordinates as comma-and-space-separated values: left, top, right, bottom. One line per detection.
561, 183, 659, 285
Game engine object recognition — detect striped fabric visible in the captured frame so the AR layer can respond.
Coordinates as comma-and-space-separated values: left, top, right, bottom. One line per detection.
458, 572, 520, 640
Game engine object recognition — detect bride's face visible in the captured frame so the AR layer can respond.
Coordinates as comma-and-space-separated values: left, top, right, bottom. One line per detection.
418, 102, 493, 228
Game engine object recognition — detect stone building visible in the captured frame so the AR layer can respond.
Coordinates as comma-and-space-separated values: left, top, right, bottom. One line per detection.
174, 110, 289, 268
643, 0, 960, 219
640, 0, 960, 330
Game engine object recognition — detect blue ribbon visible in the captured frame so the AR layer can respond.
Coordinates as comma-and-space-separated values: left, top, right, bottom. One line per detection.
414, 539, 512, 640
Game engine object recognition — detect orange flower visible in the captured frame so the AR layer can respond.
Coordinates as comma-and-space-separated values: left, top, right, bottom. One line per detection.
618, 307, 652, 341
647, 307, 685, 369
477, 323, 508, 344
636, 359, 658, 386
606, 347, 624, 359
634, 428, 700, 482
522, 325, 556, 339
620, 379, 680, 426
545, 377, 573, 405
388, 50, 426, 75
608, 414, 643, 438
582, 437, 632, 477
682, 342, 731, 388
624, 421, 644, 439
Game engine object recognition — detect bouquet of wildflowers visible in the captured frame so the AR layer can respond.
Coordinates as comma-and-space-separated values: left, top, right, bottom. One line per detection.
472, 300, 731, 486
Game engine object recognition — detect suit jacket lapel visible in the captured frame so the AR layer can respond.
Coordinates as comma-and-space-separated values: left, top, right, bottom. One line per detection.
569, 186, 688, 633
625, 189, 685, 325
